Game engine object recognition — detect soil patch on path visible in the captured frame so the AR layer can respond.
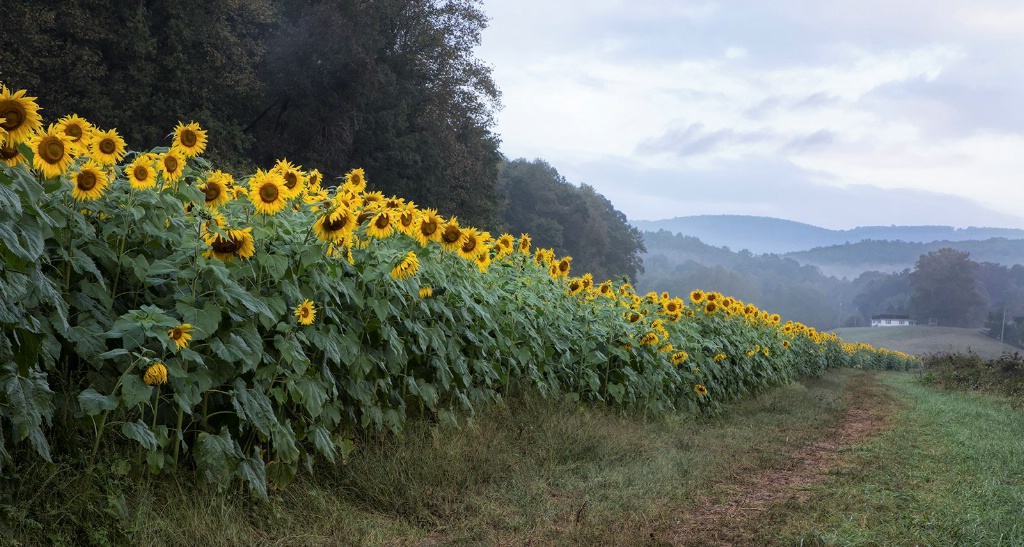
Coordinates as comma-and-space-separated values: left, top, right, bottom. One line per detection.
658, 372, 897, 546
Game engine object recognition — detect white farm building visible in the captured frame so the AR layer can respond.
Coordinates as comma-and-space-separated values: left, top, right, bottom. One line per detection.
870, 314, 916, 327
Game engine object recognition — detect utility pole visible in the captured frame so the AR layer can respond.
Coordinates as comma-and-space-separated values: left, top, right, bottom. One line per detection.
1001, 307, 1007, 343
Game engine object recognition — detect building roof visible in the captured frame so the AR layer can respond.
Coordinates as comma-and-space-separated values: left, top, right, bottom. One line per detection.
871, 314, 910, 320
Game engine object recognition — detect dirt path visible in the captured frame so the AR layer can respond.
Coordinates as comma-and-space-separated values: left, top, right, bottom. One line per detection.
658, 372, 896, 546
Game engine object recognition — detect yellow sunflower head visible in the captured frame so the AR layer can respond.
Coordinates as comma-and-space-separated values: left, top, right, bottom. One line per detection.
168, 323, 194, 350
518, 233, 532, 255
0, 143, 27, 167
88, 128, 127, 165
70, 160, 111, 201
495, 233, 515, 258
475, 249, 492, 273
414, 208, 444, 246
457, 227, 484, 260
247, 169, 288, 215
694, 384, 708, 397
440, 218, 465, 252
143, 362, 168, 386
390, 251, 421, 281
419, 286, 433, 299
172, 121, 208, 158
294, 299, 316, 325
0, 85, 43, 145
159, 148, 186, 184
56, 114, 95, 154
126, 154, 158, 190
200, 170, 233, 209
28, 124, 75, 179
313, 207, 357, 244
343, 167, 367, 194
365, 210, 395, 239
671, 351, 688, 365
203, 226, 255, 262
272, 158, 306, 199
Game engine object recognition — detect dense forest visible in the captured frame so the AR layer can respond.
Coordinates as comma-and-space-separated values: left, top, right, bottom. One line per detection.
0, 0, 645, 281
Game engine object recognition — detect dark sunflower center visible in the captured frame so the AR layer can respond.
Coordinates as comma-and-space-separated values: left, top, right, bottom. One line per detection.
558, 261, 569, 273
284, 172, 298, 189
180, 129, 197, 147
324, 213, 349, 231
99, 138, 116, 154
171, 328, 184, 340
461, 237, 477, 254
164, 155, 178, 172
374, 213, 390, 229
259, 183, 279, 203
400, 212, 414, 227
211, 236, 239, 254
76, 171, 97, 191
421, 219, 438, 236
442, 226, 461, 244
357, 211, 374, 224
351, 175, 363, 186
133, 165, 149, 181
65, 125, 83, 140
300, 307, 310, 318
0, 103, 24, 130
41, 136, 64, 163
204, 184, 221, 202
569, 281, 581, 291
0, 146, 17, 160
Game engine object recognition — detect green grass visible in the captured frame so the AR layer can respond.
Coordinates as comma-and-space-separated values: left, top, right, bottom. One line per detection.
833, 326, 1019, 359
776, 372, 1024, 546
1, 371, 859, 546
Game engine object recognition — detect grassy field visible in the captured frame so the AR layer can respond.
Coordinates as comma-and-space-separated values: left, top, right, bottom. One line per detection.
5, 369, 1024, 545
832, 325, 1020, 359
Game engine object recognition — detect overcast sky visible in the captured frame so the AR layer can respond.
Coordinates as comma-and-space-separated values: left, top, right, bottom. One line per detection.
476, 0, 1024, 229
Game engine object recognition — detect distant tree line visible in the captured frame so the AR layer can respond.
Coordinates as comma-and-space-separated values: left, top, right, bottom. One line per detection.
641, 232, 1024, 335
0, 0, 647, 281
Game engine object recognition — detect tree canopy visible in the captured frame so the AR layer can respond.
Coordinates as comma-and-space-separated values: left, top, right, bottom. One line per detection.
497, 159, 646, 282
908, 248, 987, 327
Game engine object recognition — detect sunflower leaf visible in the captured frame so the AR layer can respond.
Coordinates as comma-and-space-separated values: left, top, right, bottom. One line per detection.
122, 420, 157, 451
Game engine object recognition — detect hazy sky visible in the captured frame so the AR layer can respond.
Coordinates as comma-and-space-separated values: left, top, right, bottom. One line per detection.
476, 0, 1024, 229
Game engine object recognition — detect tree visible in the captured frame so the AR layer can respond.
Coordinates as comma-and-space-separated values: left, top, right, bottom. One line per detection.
908, 248, 987, 327
497, 159, 646, 282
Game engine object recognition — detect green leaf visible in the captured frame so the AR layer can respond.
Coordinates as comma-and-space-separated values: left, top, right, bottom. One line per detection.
309, 425, 336, 463
78, 388, 119, 416
120, 375, 153, 409
238, 455, 268, 500
122, 420, 158, 451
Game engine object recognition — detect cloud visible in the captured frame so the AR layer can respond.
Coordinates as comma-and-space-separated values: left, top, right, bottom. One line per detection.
636, 123, 774, 157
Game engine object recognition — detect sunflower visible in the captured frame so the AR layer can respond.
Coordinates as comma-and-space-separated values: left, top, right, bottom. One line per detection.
27, 124, 75, 178
671, 351, 689, 365
343, 167, 367, 193
204, 227, 255, 261
201, 170, 233, 208
713, 353, 727, 362
555, 257, 571, 278
365, 211, 395, 239
580, 273, 594, 291
704, 302, 718, 315
0, 143, 27, 167
414, 209, 444, 246
294, 299, 316, 325
70, 160, 111, 201
782, 340, 791, 349
313, 207, 356, 243
168, 323, 193, 350
390, 251, 420, 281
159, 148, 186, 184
494, 233, 515, 258
248, 169, 287, 215
475, 249, 491, 273
567, 278, 584, 295
0, 86, 43, 144
440, 218, 465, 253
598, 281, 616, 299
457, 227, 484, 260
694, 384, 708, 397
308, 169, 323, 189
143, 362, 168, 386
419, 286, 433, 299
56, 114, 94, 154
172, 121, 207, 157
639, 332, 659, 346
518, 233, 532, 255
273, 158, 305, 199
334, 188, 363, 211
88, 128, 127, 165
689, 289, 705, 304
394, 203, 418, 236
126, 154, 158, 190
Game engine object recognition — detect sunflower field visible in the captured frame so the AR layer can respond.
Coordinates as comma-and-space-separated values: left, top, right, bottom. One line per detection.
0, 86, 919, 496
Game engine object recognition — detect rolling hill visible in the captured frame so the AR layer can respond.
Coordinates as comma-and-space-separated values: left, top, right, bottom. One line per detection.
632, 215, 1024, 255
832, 326, 1021, 360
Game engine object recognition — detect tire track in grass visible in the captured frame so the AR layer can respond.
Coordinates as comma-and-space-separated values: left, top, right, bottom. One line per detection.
659, 371, 897, 546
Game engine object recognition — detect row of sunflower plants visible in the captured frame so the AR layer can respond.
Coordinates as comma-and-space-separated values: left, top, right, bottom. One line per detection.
0, 85, 919, 495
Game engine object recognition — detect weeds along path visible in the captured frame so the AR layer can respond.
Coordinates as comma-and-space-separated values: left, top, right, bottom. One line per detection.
661, 371, 897, 546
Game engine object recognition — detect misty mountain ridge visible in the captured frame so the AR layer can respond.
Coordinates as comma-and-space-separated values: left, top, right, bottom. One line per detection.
632, 215, 1024, 254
